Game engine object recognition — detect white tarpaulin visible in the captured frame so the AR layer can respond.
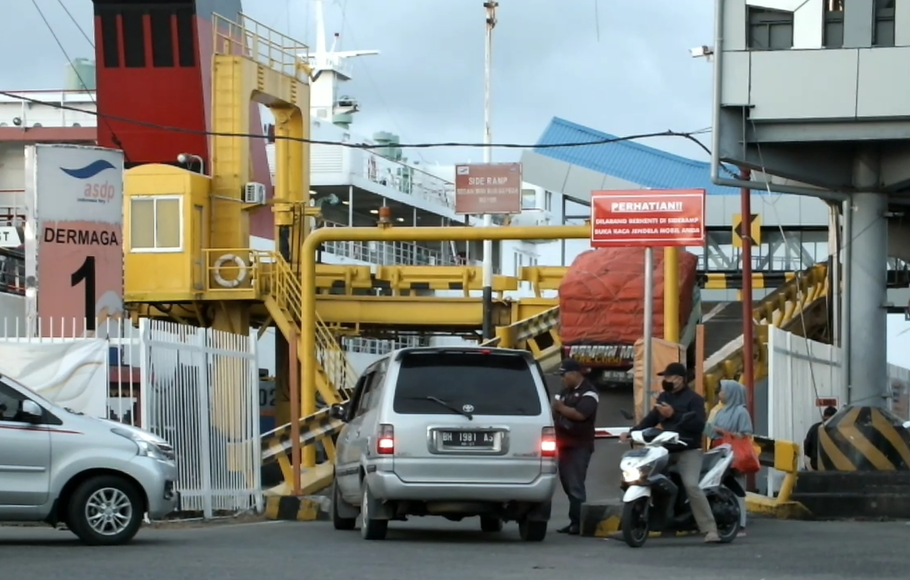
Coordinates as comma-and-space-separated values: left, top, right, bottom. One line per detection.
0, 339, 108, 417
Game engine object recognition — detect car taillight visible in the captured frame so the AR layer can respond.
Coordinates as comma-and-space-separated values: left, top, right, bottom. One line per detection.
541, 426, 557, 457
377, 424, 395, 455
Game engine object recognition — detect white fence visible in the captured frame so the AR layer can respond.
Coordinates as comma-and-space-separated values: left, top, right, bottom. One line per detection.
767, 325, 845, 468
0, 316, 262, 518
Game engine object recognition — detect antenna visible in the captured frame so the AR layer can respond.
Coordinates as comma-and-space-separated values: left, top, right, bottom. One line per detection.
303, 0, 382, 126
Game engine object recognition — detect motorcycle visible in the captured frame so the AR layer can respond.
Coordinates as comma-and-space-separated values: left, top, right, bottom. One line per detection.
618, 417, 743, 548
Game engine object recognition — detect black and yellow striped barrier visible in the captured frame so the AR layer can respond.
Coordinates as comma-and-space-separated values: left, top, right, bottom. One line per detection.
745, 435, 811, 519
700, 272, 797, 290
260, 407, 341, 515
818, 406, 910, 471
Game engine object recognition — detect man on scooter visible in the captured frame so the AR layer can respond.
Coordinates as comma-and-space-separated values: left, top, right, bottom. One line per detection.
620, 362, 722, 544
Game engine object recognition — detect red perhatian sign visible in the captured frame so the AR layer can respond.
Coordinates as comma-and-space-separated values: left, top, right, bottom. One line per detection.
454, 162, 522, 215
590, 189, 706, 247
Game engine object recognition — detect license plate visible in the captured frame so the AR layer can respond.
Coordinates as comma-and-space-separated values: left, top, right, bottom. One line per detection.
440, 431, 495, 448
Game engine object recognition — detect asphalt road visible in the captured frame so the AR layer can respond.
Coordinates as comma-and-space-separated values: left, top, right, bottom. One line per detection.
2, 518, 908, 580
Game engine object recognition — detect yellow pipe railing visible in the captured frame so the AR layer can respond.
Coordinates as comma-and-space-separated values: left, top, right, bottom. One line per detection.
301, 225, 592, 421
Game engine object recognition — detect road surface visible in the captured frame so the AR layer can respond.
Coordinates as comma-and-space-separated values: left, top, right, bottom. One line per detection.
1, 518, 907, 580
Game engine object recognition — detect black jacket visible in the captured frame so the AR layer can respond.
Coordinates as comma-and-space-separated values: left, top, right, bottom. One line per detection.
633, 386, 706, 451
554, 380, 599, 449
804, 421, 823, 469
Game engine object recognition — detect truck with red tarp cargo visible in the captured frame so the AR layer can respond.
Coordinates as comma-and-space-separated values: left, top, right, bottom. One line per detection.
559, 247, 701, 388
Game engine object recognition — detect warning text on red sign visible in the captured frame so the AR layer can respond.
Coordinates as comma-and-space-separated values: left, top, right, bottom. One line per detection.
590, 190, 706, 247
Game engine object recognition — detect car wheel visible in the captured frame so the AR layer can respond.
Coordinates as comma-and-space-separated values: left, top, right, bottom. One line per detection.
332, 481, 357, 531
518, 519, 547, 542
66, 475, 144, 546
360, 483, 388, 540
480, 516, 503, 532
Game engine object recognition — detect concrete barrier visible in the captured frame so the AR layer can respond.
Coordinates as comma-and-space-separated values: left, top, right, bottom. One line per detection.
793, 471, 910, 519
264, 494, 331, 522
745, 435, 812, 519
579, 500, 624, 537
817, 406, 910, 471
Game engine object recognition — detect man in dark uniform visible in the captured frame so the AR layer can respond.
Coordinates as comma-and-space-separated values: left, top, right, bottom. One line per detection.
552, 359, 599, 535
803, 406, 837, 470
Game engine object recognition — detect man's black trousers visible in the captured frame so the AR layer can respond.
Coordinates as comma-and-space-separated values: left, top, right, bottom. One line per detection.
557, 445, 593, 527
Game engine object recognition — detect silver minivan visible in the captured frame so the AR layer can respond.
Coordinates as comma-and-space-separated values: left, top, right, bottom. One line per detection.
0, 374, 179, 545
330, 346, 557, 541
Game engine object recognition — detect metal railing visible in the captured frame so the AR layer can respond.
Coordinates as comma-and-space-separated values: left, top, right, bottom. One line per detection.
213, 13, 309, 81
0, 91, 97, 128
203, 248, 358, 400
342, 335, 427, 355
361, 150, 455, 210
318, 220, 459, 266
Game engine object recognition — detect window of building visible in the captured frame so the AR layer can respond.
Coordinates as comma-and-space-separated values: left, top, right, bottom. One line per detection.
544, 190, 553, 213
874, 0, 896, 47
513, 251, 524, 277
824, 0, 845, 48
130, 196, 183, 252
748, 8, 794, 50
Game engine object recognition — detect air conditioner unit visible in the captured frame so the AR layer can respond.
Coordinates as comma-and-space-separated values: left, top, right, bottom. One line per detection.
243, 182, 266, 205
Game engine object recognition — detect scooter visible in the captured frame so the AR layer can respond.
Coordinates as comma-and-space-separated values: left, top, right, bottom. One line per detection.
618, 417, 743, 548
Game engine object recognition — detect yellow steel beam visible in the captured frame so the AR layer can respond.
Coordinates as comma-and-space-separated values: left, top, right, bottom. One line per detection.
519, 266, 568, 297
510, 298, 559, 321
311, 264, 519, 294
314, 295, 511, 327
374, 265, 518, 295
301, 225, 593, 417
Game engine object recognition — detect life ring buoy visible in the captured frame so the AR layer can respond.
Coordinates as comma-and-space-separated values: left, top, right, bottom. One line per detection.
213, 254, 248, 288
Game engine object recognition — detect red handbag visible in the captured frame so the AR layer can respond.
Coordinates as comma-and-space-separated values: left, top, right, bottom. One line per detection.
721, 434, 761, 474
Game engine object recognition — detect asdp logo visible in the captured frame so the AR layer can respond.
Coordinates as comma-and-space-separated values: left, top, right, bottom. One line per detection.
60, 159, 118, 204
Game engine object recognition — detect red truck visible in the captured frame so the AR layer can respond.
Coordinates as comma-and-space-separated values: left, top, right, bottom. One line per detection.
559, 247, 701, 388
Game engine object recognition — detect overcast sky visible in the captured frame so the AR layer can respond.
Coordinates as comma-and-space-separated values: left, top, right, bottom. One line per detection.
2, 0, 715, 164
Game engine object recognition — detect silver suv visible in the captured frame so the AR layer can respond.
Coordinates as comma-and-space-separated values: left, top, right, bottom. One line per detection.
330, 346, 557, 541
0, 374, 179, 545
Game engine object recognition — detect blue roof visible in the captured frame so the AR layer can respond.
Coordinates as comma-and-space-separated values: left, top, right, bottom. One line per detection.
533, 117, 739, 196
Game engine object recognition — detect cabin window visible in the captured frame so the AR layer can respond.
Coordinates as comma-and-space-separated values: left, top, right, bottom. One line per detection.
130, 196, 183, 252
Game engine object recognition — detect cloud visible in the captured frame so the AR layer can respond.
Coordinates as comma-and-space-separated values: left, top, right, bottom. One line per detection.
2, 0, 715, 163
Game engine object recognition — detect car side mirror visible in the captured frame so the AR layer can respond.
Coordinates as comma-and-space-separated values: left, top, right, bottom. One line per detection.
329, 403, 348, 421
21, 400, 42, 421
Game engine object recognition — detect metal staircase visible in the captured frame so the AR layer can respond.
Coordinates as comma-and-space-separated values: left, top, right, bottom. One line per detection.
259, 251, 357, 403
252, 251, 358, 490
703, 263, 830, 397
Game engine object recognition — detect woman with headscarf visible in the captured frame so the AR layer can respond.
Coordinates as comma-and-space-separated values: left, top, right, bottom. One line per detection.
705, 379, 753, 537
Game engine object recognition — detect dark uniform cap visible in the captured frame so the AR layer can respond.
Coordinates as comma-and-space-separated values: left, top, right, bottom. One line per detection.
657, 362, 687, 378
556, 359, 584, 375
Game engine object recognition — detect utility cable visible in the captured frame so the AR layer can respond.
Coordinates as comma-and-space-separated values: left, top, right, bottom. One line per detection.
31, 0, 129, 160
55, 0, 93, 47
0, 88, 712, 152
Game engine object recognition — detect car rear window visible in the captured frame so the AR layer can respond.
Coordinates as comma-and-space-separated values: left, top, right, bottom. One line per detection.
392, 351, 543, 416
